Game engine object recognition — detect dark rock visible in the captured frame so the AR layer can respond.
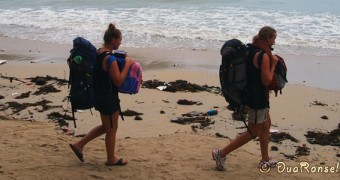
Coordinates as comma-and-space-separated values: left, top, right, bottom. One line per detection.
35, 78, 47, 85
271, 146, 279, 151
320, 115, 329, 120
134, 115, 143, 120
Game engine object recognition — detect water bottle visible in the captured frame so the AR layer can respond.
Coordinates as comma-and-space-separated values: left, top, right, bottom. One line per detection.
207, 109, 218, 116
73, 56, 83, 64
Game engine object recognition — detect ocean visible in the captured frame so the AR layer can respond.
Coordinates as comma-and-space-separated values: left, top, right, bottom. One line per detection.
0, 0, 339, 56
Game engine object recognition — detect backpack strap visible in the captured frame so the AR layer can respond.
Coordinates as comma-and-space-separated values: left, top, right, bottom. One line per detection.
104, 53, 125, 122
253, 50, 266, 125
106, 55, 118, 72
256, 50, 265, 69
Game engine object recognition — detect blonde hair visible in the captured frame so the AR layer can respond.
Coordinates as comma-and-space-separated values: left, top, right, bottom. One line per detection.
253, 26, 276, 42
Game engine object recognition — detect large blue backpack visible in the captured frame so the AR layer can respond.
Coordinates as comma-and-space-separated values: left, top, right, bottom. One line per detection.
67, 37, 97, 128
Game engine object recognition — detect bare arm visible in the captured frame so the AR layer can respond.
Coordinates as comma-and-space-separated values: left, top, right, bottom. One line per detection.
102, 56, 135, 86
261, 53, 278, 87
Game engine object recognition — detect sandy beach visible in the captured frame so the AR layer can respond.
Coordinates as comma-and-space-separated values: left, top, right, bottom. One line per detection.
0, 37, 339, 179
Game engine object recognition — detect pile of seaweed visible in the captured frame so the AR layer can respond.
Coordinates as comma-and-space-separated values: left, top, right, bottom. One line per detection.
270, 132, 300, 144
26, 75, 68, 86
170, 111, 215, 132
142, 79, 221, 94
305, 128, 340, 146
0, 75, 68, 125
1, 100, 61, 114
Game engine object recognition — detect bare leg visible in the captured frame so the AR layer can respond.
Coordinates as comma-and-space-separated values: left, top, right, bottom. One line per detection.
72, 123, 106, 153
101, 112, 127, 164
220, 123, 261, 157
258, 112, 271, 161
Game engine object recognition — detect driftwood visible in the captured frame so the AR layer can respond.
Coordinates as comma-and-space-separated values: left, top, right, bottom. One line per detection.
0, 73, 26, 83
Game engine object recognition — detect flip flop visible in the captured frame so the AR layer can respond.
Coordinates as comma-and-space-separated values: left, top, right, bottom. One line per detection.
69, 144, 84, 162
105, 158, 127, 166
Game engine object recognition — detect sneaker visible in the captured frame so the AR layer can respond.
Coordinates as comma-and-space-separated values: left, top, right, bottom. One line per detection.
212, 149, 226, 171
258, 157, 278, 169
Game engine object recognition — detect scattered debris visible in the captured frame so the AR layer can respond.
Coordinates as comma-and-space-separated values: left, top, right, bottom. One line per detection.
177, 99, 202, 105
235, 126, 246, 129
1, 100, 61, 114
0, 115, 11, 120
26, 75, 68, 86
171, 116, 208, 125
280, 153, 296, 160
191, 125, 198, 132
295, 144, 310, 156
32, 84, 61, 95
121, 109, 143, 116
310, 100, 328, 106
164, 80, 205, 92
215, 132, 229, 139
202, 85, 221, 94
160, 110, 165, 114
142, 79, 166, 89
1, 101, 30, 114
162, 100, 169, 103
75, 134, 86, 138
206, 109, 218, 116
182, 111, 204, 117
171, 110, 215, 130
142, 79, 221, 94
35, 78, 47, 85
305, 128, 340, 146
0, 73, 26, 83
65, 129, 75, 136
134, 115, 143, 120
14, 91, 31, 99
47, 111, 73, 127
270, 132, 300, 143
271, 146, 279, 151
320, 115, 329, 120
0, 95, 4, 99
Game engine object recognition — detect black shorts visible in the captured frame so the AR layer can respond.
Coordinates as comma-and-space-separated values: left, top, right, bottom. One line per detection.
94, 95, 120, 115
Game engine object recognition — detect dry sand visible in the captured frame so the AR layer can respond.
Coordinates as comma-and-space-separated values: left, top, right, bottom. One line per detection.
0, 37, 339, 179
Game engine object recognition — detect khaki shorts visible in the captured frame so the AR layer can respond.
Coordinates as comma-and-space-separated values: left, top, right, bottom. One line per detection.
245, 106, 269, 124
